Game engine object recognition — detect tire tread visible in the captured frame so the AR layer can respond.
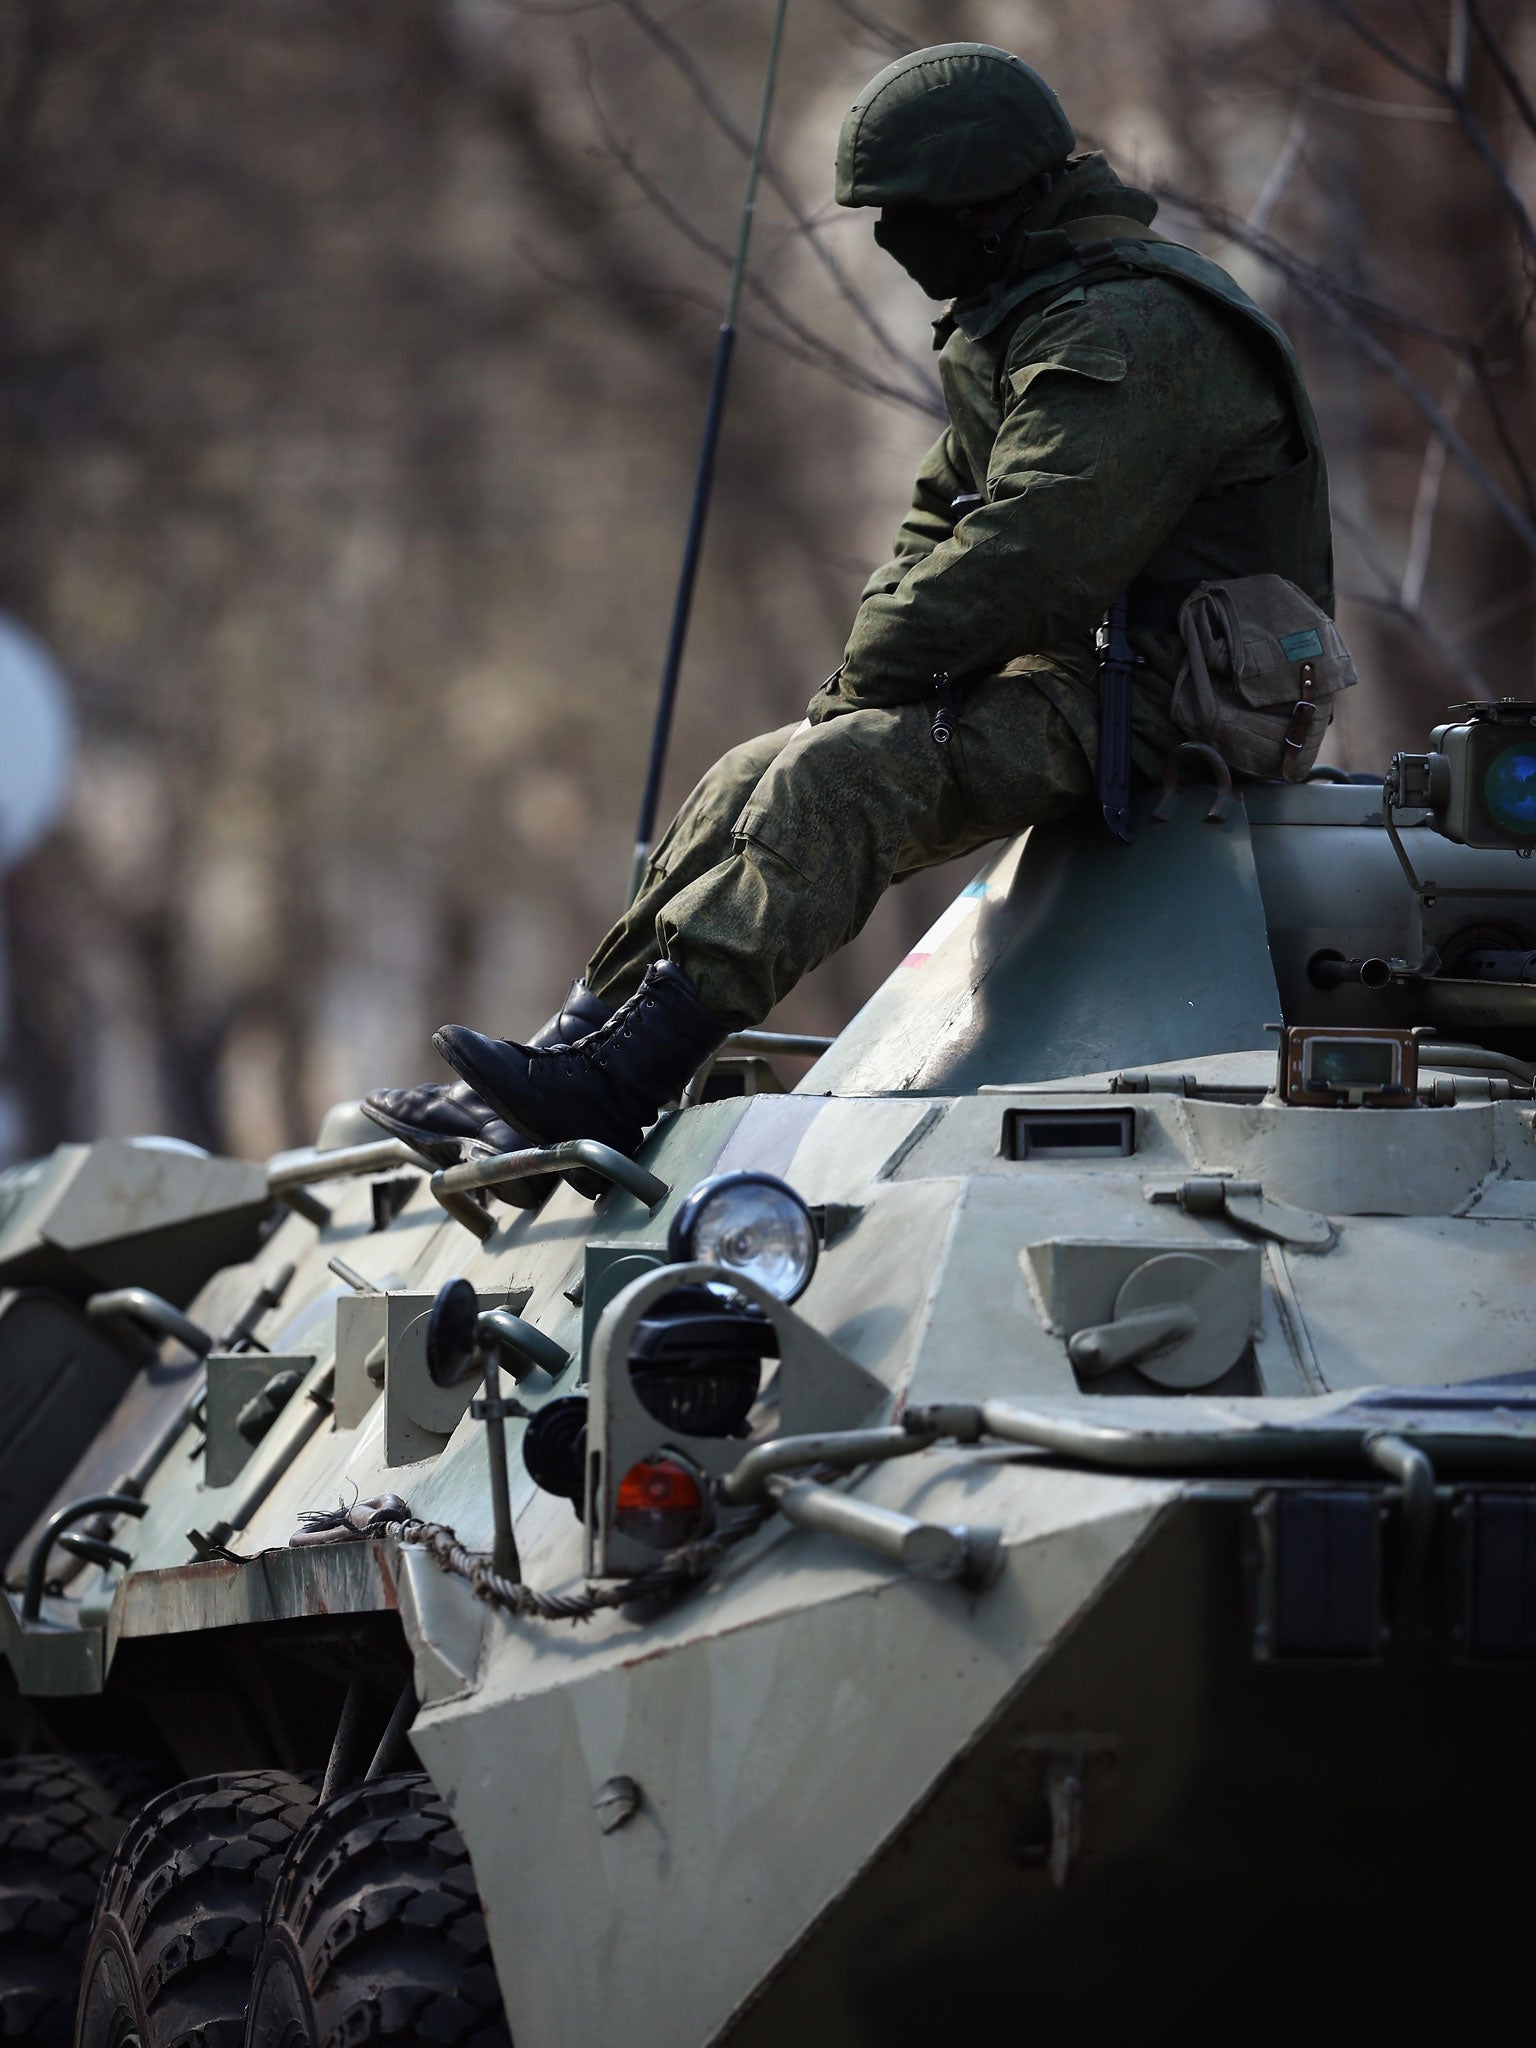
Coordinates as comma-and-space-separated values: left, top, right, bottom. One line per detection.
256, 1774, 510, 2048
83, 1768, 317, 2048
0, 1752, 165, 2046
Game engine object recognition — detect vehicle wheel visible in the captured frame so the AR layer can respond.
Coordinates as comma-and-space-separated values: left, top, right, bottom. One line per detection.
0, 1752, 164, 2048
244, 1773, 511, 2048
76, 1769, 317, 2048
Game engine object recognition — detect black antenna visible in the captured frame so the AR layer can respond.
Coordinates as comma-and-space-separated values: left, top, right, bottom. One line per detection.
625, 0, 792, 905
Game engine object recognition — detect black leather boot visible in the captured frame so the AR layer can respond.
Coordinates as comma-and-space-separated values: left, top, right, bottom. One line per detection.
362, 980, 613, 1206
362, 1078, 524, 1172
535, 978, 615, 1046
433, 961, 727, 1158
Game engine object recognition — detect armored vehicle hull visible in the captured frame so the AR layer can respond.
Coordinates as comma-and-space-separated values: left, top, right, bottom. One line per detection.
2, 778, 1534, 2044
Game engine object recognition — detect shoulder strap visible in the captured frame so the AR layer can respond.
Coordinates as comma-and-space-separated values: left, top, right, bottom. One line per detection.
960, 218, 1171, 339
1057, 215, 1172, 247
973, 230, 1322, 458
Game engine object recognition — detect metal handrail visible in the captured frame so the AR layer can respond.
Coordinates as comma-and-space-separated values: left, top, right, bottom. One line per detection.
478, 1308, 569, 1381
717, 1406, 1514, 1589
724, 1402, 1534, 1518
267, 1138, 429, 1191
721, 1029, 833, 1058
722, 1427, 933, 1504
86, 1287, 214, 1358
432, 1140, 668, 1212
431, 1186, 496, 1242
1420, 1042, 1536, 1085
57, 1531, 133, 1570
901, 1399, 1536, 1475
23, 1493, 150, 1620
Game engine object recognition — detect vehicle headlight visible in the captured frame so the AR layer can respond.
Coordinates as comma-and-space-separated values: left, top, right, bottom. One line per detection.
628, 1286, 775, 1437
667, 1171, 818, 1303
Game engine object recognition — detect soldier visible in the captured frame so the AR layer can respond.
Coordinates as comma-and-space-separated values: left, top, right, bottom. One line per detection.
364, 41, 1334, 1186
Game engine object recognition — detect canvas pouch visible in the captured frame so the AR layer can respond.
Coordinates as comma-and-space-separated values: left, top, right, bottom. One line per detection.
1171, 575, 1356, 780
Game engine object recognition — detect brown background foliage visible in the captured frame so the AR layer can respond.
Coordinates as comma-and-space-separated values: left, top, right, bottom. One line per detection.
0, 0, 1530, 1160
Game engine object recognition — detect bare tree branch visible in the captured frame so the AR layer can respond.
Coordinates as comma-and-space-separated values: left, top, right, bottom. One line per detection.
576, 49, 943, 420
1158, 189, 1470, 349
1446, 0, 1470, 92
1326, 0, 1458, 93
1449, 578, 1536, 641
1334, 506, 1492, 695
1326, 0, 1536, 263
825, 0, 913, 56
0, 0, 55, 203
1307, 84, 1455, 120
1402, 358, 1474, 611
517, 227, 940, 442
1467, 0, 1536, 144
607, 0, 940, 407
1318, 305, 1535, 556
1157, 190, 1536, 557
1468, 331, 1536, 530
1248, 96, 1312, 232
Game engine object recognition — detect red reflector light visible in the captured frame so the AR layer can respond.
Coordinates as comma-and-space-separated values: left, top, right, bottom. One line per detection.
617, 1457, 702, 1514
614, 1456, 705, 1550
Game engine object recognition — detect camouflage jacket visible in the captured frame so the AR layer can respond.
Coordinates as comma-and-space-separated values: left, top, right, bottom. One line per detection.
810, 160, 1334, 723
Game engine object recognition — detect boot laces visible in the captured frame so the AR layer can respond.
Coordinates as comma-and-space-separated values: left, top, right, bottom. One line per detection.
545, 984, 659, 1075
552, 1034, 614, 1076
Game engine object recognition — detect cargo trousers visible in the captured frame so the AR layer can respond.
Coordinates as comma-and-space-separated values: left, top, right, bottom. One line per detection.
584, 647, 1181, 1031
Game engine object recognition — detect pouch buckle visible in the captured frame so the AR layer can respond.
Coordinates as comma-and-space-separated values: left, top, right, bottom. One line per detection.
1281, 659, 1317, 782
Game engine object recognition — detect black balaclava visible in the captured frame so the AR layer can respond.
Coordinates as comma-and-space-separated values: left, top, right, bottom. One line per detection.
873, 203, 1000, 302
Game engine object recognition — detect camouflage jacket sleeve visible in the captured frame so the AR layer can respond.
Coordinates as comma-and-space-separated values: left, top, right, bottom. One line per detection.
809, 286, 1241, 721
855, 428, 970, 604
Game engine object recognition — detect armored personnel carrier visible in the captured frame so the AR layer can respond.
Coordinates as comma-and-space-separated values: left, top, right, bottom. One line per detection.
2, 710, 1535, 2046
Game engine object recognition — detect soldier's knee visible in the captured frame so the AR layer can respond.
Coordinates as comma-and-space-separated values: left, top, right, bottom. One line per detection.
729, 701, 950, 881
764, 702, 934, 783
697, 722, 801, 809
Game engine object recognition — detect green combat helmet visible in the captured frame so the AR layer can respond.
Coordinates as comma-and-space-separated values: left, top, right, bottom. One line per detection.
835, 42, 1075, 211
